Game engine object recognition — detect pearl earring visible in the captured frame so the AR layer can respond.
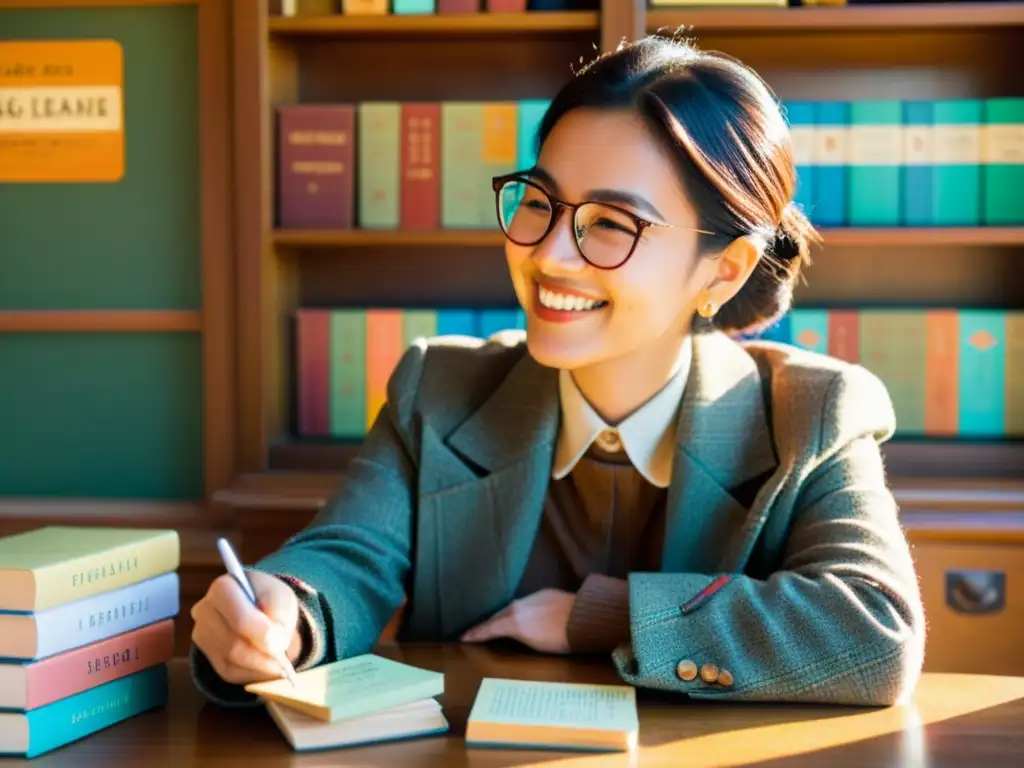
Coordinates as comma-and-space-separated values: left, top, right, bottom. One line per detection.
701, 301, 717, 318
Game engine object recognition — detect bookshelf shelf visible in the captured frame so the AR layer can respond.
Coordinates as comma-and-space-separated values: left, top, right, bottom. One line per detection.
646, 3, 1024, 33
269, 11, 600, 37
273, 227, 1024, 249
0, 310, 202, 333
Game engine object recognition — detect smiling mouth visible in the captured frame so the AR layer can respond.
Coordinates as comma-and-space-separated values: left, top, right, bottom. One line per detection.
535, 283, 609, 312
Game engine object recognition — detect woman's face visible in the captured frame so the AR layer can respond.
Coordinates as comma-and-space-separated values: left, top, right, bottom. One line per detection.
505, 108, 723, 372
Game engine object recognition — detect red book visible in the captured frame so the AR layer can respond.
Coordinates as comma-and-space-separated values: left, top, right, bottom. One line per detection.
438, 0, 478, 12
487, 0, 526, 10
400, 102, 441, 230
924, 310, 959, 436
828, 310, 860, 364
296, 310, 331, 436
277, 104, 355, 229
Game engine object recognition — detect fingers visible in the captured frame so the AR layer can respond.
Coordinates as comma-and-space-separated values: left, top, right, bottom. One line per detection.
206, 574, 284, 655
191, 598, 284, 685
462, 605, 518, 643
249, 572, 300, 637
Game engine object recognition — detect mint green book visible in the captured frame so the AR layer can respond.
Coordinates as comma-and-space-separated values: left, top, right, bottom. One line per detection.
357, 102, 401, 229
958, 309, 1006, 437
393, 0, 435, 12
849, 100, 903, 226
402, 309, 438, 348
859, 310, 928, 435
465, 678, 638, 753
246, 653, 444, 723
441, 102, 484, 228
982, 97, 1024, 224
933, 99, 982, 225
789, 308, 829, 355
329, 310, 366, 438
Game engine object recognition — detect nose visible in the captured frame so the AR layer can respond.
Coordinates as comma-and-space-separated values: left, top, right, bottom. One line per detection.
530, 206, 586, 276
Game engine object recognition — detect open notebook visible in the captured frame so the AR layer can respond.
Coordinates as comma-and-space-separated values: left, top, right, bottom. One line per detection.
466, 678, 639, 753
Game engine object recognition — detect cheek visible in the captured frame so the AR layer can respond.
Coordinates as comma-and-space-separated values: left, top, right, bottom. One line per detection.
609, 246, 701, 329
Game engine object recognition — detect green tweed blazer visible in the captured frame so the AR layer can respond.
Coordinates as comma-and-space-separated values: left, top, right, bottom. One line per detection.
195, 329, 926, 707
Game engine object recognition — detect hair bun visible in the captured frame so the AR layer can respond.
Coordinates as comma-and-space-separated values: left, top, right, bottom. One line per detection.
769, 203, 817, 272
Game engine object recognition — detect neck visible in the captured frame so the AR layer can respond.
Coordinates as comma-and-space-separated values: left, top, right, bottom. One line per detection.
571, 331, 690, 425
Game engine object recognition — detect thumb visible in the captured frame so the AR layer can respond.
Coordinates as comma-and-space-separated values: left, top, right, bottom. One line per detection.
250, 572, 299, 653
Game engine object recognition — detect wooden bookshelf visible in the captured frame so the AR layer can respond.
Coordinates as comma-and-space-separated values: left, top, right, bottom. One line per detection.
269, 10, 599, 36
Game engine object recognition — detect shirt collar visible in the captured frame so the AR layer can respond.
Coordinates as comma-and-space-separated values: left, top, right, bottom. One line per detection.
552, 336, 692, 488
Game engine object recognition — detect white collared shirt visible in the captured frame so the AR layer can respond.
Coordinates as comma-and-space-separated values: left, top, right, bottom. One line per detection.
552, 337, 692, 488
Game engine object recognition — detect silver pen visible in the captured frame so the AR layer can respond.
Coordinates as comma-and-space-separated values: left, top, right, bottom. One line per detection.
216, 537, 299, 687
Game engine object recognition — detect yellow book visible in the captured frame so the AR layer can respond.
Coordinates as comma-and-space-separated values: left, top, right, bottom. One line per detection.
246, 653, 444, 723
0, 526, 180, 612
466, 678, 639, 753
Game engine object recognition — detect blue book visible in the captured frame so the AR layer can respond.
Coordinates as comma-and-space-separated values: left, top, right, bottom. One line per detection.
812, 102, 849, 226
755, 313, 792, 344
933, 99, 982, 226
784, 101, 816, 221
435, 309, 478, 338
0, 665, 168, 759
789, 309, 829, 354
516, 100, 550, 170
477, 309, 521, 338
849, 100, 903, 226
958, 309, 1006, 437
902, 101, 934, 226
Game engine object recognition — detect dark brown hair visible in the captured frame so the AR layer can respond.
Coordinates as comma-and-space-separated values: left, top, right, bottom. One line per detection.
536, 35, 819, 337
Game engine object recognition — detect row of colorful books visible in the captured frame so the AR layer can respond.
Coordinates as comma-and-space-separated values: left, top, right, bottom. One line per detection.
278, 0, 585, 15
0, 527, 181, 759
294, 306, 1024, 440
276, 97, 1024, 232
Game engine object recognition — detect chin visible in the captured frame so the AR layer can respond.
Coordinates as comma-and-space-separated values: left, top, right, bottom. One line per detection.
524, 328, 598, 371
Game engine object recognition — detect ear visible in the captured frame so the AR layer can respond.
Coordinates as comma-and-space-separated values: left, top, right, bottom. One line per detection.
698, 236, 761, 312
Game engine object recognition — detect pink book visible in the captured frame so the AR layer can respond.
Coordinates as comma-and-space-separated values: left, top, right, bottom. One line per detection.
0, 619, 175, 711
487, 0, 525, 10
438, 0, 478, 12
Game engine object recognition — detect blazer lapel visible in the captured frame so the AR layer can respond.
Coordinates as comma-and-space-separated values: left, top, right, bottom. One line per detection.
661, 332, 780, 574
412, 350, 559, 639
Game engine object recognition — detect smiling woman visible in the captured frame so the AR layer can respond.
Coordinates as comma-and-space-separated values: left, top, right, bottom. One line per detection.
190, 35, 925, 711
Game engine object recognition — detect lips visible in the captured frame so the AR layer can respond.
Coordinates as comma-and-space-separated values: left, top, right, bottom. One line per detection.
530, 279, 609, 323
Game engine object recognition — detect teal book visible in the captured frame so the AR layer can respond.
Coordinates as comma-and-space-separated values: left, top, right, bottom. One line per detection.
812, 101, 849, 226
0, 664, 167, 759
958, 309, 1006, 437
789, 309, 829, 355
784, 101, 816, 221
441, 102, 485, 227
516, 99, 550, 169
393, 0, 435, 12
357, 102, 401, 229
755, 312, 792, 344
902, 101, 934, 226
435, 309, 478, 337
477, 308, 521, 338
849, 100, 903, 226
933, 99, 982, 226
981, 97, 1024, 224
329, 310, 367, 438
466, 678, 638, 753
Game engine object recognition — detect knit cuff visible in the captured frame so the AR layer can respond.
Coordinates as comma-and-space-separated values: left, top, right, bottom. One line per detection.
566, 573, 631, 654
269, 573, 327, 671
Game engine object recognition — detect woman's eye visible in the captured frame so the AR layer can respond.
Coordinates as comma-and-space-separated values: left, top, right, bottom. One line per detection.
595, 217, 636, 235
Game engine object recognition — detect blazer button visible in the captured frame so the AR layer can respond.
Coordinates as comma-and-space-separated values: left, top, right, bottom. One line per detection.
700, 663, 720, 683
676, 660, 698, 681
718, 668, 734, 687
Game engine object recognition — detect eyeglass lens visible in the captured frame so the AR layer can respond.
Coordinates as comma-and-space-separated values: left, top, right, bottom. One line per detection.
497, 179, 639, 269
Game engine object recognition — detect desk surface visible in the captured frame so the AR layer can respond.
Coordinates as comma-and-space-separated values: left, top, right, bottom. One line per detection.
5, 643, 1024, 767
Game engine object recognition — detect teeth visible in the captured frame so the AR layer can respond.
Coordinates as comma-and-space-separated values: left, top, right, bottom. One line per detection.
538, 286, 605, 312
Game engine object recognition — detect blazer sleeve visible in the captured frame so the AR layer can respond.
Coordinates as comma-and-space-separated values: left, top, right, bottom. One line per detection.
190, 343, 426, 706
612, 366, 926, 706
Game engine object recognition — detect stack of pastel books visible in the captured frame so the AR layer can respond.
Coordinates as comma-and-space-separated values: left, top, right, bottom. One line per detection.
244, 653, 448, 752
0, 526, 180, 759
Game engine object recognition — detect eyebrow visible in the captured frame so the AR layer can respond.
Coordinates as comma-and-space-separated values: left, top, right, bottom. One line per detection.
528, 166, 667, 222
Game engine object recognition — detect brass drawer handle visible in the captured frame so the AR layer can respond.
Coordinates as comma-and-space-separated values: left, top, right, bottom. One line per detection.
946, 570, 1006, 614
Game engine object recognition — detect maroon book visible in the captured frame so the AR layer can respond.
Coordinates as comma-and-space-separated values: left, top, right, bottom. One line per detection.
400, 102, 441, 230
296, 310, 330, 435
438, 0, 479, 12
487, 0, 526, 10
277, 104, 355, 229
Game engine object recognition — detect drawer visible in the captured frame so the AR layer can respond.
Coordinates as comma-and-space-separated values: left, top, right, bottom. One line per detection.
910, 540, 1024, 677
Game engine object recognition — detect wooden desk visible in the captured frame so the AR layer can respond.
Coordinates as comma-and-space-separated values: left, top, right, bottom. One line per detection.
5, 643, 1024, 767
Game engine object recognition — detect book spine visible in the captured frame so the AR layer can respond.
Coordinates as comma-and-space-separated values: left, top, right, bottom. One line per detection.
933, 99, 982, 226
442, 102, 485, 227
789, 308, 829, 354
402, 309, 439, 348
22, 664, 168, 759
400, 103, 441, 230
981, 97, 1024, 224
827, 309, 860, 363
438, 0, 479, 11
924, 309, 959, 436
329, 310, 367, 439
477, 309, 521, 338
487, 0, 527, 11
901, 100, 933, 226
784, 101, 816, 222
516, 99, 549, 170
436, 309, 479, 337
849, 100, 902, 226
481, 103, 519, 226
30, 572, 179, 661
342, 0, 387, 13
357, 102, 401, 229
859, 310, 927, 435
277, 105, 355, 229
1006, 312, 1024, 436
811, 101, 848, 226
30, 531, 180, 613
23, 619, 175, 711
364, 310, 405, 429
958, 309, 1006, 437
394, 0, 436, 11
296, 310, 331, 436
756, 312, 791, 344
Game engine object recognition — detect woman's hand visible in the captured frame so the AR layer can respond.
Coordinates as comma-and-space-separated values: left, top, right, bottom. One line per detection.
191, 571, 303, 685
460, 588, 577, 654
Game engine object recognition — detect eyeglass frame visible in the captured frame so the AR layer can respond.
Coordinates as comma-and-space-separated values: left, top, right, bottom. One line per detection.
491, 172, 716, 271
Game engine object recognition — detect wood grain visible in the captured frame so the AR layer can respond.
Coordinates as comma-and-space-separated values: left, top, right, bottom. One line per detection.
269, 10, 598, 36
0, 311, 202, 333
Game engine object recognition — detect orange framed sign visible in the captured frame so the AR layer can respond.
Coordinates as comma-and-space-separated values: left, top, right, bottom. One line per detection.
0, 39, 124, 182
